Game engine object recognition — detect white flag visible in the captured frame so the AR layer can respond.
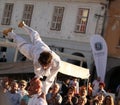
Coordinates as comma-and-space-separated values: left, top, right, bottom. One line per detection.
90, 35, 108, 82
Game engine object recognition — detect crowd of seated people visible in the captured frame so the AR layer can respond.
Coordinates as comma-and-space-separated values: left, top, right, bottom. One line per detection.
0, 76, 118, 105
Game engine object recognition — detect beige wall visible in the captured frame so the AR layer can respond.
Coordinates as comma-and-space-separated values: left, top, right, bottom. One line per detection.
104, 0, 120, 57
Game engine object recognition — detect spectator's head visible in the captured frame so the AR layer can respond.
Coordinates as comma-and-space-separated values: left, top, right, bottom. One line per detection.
2, 77, 12, 93
2, 78, 9, 89
79, 86, 87, 97
51, 83, 60, 94
10, 81, 19, 93
65, 78, 70, 84
95, 93, 105, 103
99, 82, 105, 89
28, 78, 42, 95
103, 95, 114, 105
19, 80, 27, 90
78, 96, 87, 105
38, 51, 52, 70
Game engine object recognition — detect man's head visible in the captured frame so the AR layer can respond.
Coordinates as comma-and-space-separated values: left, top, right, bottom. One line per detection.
38, 51, 52, 70
67, 86, 75, 97
28, 78, 42, 95
10, 81, 19, 93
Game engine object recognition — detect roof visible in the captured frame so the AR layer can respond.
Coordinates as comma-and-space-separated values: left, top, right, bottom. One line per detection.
0, 61, 34, 74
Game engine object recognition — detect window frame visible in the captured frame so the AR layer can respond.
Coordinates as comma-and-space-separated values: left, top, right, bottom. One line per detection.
50, 6, 64, 31
22, 4, 34, 26
1, 3, 14, 25
74, 8, 89, 33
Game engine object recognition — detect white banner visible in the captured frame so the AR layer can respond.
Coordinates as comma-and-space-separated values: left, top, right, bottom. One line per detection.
59, 61, 90, 79
90, 35, 108, 82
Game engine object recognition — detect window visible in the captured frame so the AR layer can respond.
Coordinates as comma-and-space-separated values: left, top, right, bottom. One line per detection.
0, 47, 7, 52
50, 6, 64, 31
1, 3, 14, 25
75, 8, 89, 33
17, 52, 26, 61
0, 36, 7, 52
22, 4, 34, 26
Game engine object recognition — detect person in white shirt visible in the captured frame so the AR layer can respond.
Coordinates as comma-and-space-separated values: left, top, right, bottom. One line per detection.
46, 83, 62, 105
3, 21, 61, 95
27, 78, 48, 105
18, 80, 28, 98
92, 76, 101, 96
69, 78, 79, 95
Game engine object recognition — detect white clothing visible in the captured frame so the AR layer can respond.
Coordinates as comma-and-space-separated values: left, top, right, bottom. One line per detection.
92, 80, 99, 91
92, 80, 100, 96
69, 80, 79, 94
8, 25, 61, 94
28, 94, 48, 105
18, 89, 28, 98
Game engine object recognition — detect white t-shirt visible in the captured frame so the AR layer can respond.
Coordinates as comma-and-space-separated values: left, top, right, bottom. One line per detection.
28, 94, 48, 105
92, 80, 100, 96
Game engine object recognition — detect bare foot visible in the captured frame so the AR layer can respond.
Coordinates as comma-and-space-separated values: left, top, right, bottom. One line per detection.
3, 28, 13, 36
18, 21, 25, 28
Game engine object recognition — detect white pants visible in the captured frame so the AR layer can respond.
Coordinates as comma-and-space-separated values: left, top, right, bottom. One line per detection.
8, 25, 47, 60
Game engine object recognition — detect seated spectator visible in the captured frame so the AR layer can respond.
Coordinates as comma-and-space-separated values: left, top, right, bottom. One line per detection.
69, 77, 79, 95
46, 83, 62, 105
78, 86, 89, 105
18, 80, 28, 98
97, 82, 107, 97
5, 81, 21, 105
61, 86, 78, 105
27, 78, 47, 105
92, 93, 105, 105
92, 77, 101, 96
76, 96, 87, 105
87, 82, 93, 99
61, 78, 70, 97
103, 95, 114, 105
79, 86, 87, 98
2, 77, 11, 93
20, 83, 34, 105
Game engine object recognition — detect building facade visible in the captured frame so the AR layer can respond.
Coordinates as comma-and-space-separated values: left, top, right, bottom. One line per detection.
0, 0, 109, 84
104, 0, 120, 92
